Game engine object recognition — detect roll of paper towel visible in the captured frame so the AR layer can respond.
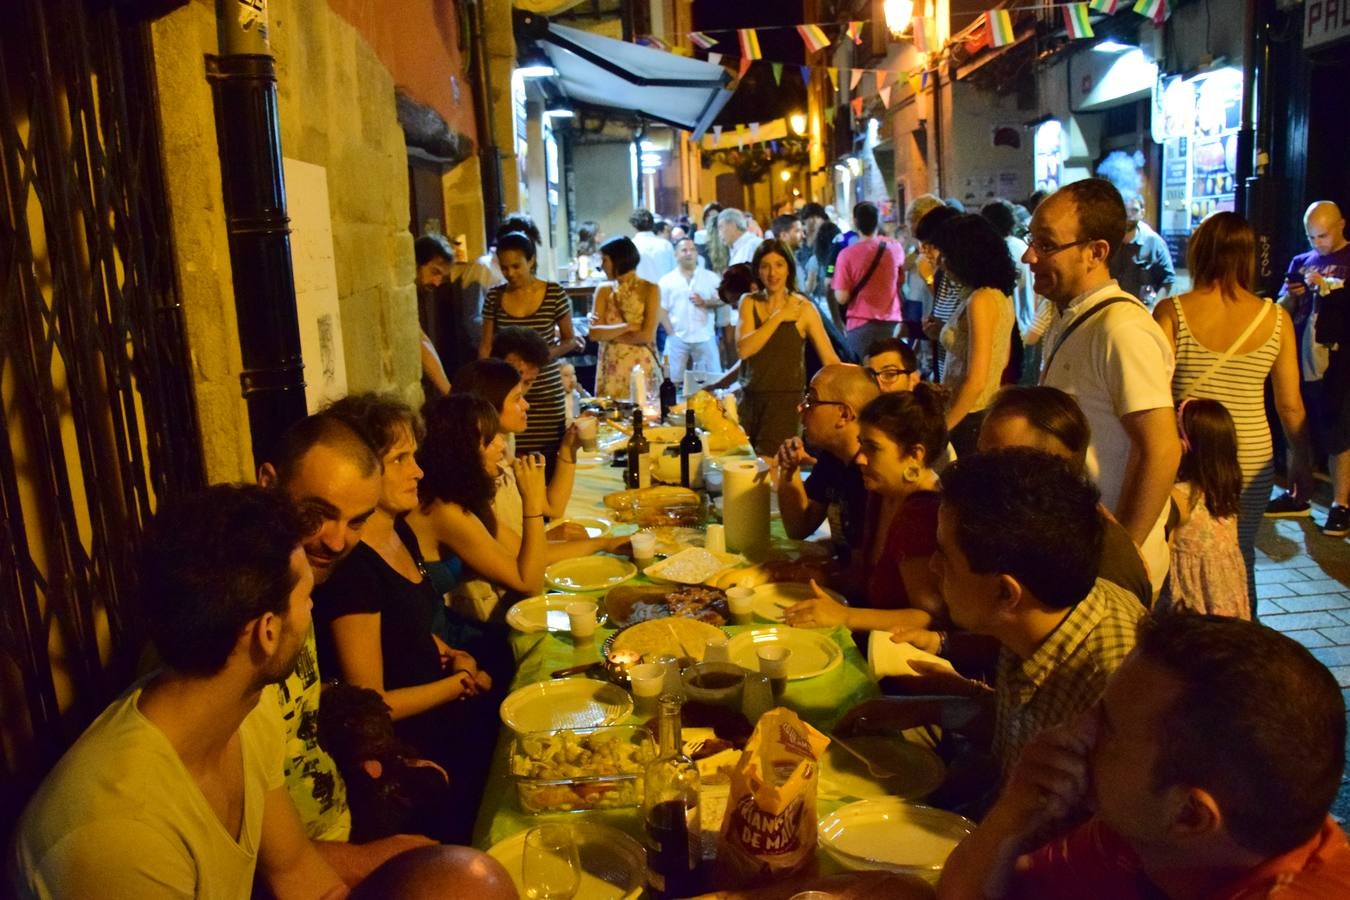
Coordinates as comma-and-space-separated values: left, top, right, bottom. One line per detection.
722, 459, 769, 557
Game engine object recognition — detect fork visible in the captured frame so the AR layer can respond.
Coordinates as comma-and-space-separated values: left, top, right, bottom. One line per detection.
826, 731, 897, 780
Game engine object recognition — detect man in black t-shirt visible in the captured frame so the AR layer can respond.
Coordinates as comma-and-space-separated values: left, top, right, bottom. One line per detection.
775, 364, 880, 561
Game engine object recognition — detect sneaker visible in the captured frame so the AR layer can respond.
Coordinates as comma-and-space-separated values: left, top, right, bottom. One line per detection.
1322, 505, 1350, 537
1265, 491, 1312, 518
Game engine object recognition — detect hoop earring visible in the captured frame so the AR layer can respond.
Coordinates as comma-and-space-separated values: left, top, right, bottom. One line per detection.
902, 465, 921, 483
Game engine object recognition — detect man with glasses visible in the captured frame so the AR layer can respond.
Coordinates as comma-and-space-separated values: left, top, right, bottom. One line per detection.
1025, 178, 1180, 596
775, 364, 880, 563
863, 337, 922, 393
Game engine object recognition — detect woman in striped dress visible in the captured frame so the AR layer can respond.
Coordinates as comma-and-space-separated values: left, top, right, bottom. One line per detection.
479, 231, 583, 461
1153, 213, 1312, 610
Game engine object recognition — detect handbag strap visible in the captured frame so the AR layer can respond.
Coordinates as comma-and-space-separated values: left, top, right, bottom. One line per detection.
845, 240, 889, 306
1040, 296, 1139, 380
1175, 299, 1272, 401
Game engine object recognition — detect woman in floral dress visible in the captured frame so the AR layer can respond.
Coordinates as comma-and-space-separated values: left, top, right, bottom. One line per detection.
590, 236, 661, 401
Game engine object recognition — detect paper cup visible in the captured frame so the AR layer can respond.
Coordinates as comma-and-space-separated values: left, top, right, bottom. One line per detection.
704, 523, 726, 554
629, 661, 667, 715
726, 586, 754, 624
566, 601, 598, 640
757, 645, 791, 698
630, 531, 657, 567
703, 636, 730, 663
575, 415, 599, 451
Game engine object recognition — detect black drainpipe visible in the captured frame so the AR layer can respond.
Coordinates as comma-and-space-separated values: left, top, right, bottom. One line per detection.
206, 0, 307, 469
468, 0, 505, 239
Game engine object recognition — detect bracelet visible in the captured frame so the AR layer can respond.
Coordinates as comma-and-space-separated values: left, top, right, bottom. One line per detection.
559, 455, 576, 464
935, 631, 950, 658
523, 513, 544, 519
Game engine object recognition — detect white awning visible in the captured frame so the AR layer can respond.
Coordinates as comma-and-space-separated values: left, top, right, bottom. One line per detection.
539, 22, 733, 138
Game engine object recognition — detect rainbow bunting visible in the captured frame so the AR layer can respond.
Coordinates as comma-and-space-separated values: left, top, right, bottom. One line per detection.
850, 96, 864, 118
771, 62, 783, 84
912, 16, 938, 53
712, 124, 723, 144
638, 35, 670, 51
738, 28, 762, 60
1088, 0, 1119, 13
796, 23, 832, 54
707, 51, 723, 67
800, 64, 812, 85
749, 122, 760, 138
824, 105, 836, 126
874, 69, 888, 92
921, 70, 930, 89
1136, 0, 1169, 22
827, 67, 839, 91
847, 20, 866, 44
688, 31, 717, 50
986, 9, 1015, 47
849, 69, 863, 90
908, 73, 922, 93
1063, 3, 1095, 38
879, 85, 893, 107
737, 56, 752, 78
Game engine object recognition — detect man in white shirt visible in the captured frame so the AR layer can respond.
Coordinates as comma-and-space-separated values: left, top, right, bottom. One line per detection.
658, 237, 724, 391
1028, 178, 1180, 593
630, 208, 675, 284
718, 207, 763, 266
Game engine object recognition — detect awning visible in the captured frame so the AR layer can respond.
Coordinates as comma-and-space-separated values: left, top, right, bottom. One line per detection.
536, 22, 733, 139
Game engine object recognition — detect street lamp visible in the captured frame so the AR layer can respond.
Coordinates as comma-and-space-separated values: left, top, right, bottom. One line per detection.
780, 169, 792, 182
789, 112, 807, 135
884, 0, 915, 36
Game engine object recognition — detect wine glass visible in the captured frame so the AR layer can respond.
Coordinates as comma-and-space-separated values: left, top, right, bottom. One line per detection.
522, 824, 580, 900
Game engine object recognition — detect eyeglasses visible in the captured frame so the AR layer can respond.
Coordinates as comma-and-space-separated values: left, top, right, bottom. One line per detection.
1025, 237, 1092, 258
799, 391, 847, 412
865, 366, 914, 384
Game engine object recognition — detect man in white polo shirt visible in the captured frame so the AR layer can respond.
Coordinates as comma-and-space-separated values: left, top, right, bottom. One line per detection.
1028, 178, 1180, 594
658, 237, 724, 391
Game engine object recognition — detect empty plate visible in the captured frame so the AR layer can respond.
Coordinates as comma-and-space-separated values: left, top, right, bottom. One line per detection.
500, 679, 634, 733
506, 593, 601, 633
751, 582, 848, 623
818, 799, 974, 880
726, 627, 843, 680
544, 556, 637, 592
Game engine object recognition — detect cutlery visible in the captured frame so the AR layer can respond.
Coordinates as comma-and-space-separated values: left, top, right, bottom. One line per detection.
826, 731, 898, 780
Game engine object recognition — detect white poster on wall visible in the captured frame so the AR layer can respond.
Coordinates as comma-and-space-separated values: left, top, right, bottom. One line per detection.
282, 157, 348, 413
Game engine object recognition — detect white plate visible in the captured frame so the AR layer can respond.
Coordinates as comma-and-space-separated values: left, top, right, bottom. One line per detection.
500, 679, 634, 733
818, 734, 946, 802
550, 516, 613, 539
818, 799, 974, 878
726, 627, 843, 680
487, 821, 646, 899
545, 556, 637, 592
506, 593, 602, 633
644, 547, 744, 585
751, 582, 848, 623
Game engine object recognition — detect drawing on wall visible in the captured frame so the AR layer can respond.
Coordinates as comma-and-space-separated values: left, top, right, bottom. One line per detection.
283, 157, 348, 412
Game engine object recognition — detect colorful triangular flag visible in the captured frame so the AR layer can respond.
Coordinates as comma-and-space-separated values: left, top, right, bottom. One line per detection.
738, 28, 762, 60
912, 16, 938, 54
874, 70, 888, 92
986, 9, 1015, 47
908, 74, 922, 93
688, 31, 717, 50
771, 62, 783, 85
738, 56, 752, 78
712, 124, 723, 144
824, 105, 836, 126
880, 85, 892, 107
828, 67, 839, 92
849, 69, 863, 90
851, 96, 864, 118
921, 70, 930, 89
638, 35, 669, 52
1088, 0, 1119, 13
1063, 3, 1095, 38
749, 121, 760, 139
708, 51, 723, 67
796, 23, 832, 54
799, 65, 812, 86
847, 20, 866, 44
736, 123, 746, 148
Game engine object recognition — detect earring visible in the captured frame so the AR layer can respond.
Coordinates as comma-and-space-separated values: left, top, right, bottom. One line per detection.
902, 465, 921, 483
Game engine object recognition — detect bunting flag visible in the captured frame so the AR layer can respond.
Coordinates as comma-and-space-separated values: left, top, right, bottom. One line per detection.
735, 123, 746, 148
912, 16, 938, 53
874, 69, 888, 92
749, 121, 760, 138
796, 23, 832, 53
799, 65, 812, 85
738, 56, 753, 78
1063, 3, 1095, 38
712, 124, 723, 144
847, 20, 866, 44
908, 73, 922, 93
986, 9, 1015, 47
827, 67, 839, 92
921, 70, 930, 89
638, 36, 670, 51
849, 68, 863, 90
1088, 0, 1119, 13
879, 85, 893, 107
738, 28, 762, 60
708, 51, 723, 67
1133, 0, 1169, 23
850, 96, 864, 118
771, 62, 783, 84
688, 31, 718, 50
824, 105, 836, 126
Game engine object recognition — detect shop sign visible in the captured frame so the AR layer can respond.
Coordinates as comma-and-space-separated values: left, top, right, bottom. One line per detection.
1305, 0, 1350, 50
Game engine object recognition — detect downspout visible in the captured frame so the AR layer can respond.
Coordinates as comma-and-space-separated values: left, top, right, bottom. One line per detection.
468, 0, 505, 239
206, 0, 307, 468
932, 68, 945, 196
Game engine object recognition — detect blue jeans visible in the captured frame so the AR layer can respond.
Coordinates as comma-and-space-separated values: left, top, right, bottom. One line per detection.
846, 319, 898, 362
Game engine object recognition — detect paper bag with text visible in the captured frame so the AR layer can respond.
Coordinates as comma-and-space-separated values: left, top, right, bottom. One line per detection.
716, 707, 830, 882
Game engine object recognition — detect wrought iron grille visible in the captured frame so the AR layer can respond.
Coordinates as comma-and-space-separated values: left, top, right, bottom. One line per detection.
0, 0, 205, 823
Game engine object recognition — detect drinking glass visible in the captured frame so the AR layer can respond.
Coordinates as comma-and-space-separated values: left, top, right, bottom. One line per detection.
522, 824, 580, 900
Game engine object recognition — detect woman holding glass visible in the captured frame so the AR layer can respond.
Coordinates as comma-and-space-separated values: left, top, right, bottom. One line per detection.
736, 239, 840, 454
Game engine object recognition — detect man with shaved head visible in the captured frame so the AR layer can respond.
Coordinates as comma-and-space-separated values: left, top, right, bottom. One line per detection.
776, 364, 881, 561
1270, 201, 1350, 534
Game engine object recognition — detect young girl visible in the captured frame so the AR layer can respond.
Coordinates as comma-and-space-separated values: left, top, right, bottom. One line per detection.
1166, 399, 1250, 618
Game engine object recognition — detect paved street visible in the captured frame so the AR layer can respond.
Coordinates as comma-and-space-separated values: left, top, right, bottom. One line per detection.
1254, 504, 1350, 821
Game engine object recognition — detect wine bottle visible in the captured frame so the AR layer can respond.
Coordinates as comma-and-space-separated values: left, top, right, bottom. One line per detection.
626, 409, 651, 489
659, 355, 677, 422
643, 694, 701, 899
679, 409, 702, 489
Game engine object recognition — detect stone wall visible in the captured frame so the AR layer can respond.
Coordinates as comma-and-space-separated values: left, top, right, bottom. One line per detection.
151, 0, 423, 483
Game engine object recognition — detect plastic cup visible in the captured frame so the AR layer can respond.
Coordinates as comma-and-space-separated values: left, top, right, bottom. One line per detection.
630, 531, 657, 569
726, 586, 754, 625
629, 661, 666, 716
703, 636, 730, 664
704, 523, 726, 554
757, 645, 791, 699
566, 600, 597, 641
681, 661, 746, 709
575, 415, 599, 451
